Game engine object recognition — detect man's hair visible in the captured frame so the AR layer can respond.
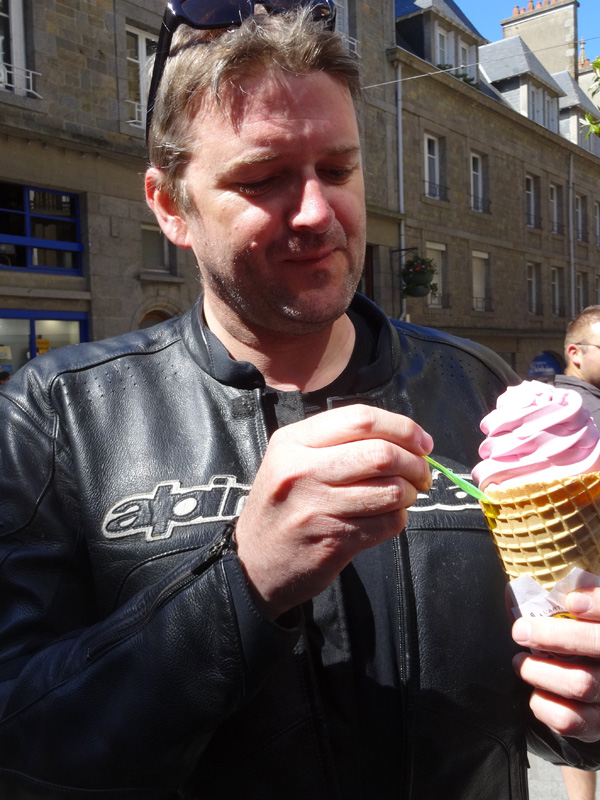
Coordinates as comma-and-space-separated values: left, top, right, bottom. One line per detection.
565, 306, 600, 347
147, 7, 362, 213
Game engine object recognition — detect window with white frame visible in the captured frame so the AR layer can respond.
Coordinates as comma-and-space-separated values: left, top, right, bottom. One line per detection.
528, 85, 545, 125
0, 0, 36, 97
470, 153, 488, 212
472, 251, 490, 311
527, 262, 542, 314
595, 201, 600, 247
425, 241, 446, 308
549, 183, 563, 234
458, 39, 477, 82
437, 28, 448, 65
126, 26, 158, 128
333, 0, 359, 55
525, 175, 540, 228
550, 266, 565, 316
545, 95, 559, 133
424, 135, 445, 200
575, 194, 587, 242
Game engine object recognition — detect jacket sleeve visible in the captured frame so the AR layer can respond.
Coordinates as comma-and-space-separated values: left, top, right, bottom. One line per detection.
0, 387, 300, 798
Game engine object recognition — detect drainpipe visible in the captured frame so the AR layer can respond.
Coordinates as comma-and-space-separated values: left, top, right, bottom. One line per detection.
568, 152, 575, 319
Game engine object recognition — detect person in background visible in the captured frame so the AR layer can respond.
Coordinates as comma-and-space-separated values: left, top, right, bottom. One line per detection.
1, 4, 600, 798
555, 306, 600, 800
556, 305, 600, 428
0, 371, 10, 385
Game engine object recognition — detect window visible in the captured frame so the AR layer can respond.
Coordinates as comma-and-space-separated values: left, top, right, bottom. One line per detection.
425, 241, 447, 308
126, 26, 158, 128
436, 28, 449, 66
525, 175, 540, 228
472, 251, 491, 311
333, 0, 359, 55
141, 224, 178, 275
0, 311, 88, 374
0, 0, 37, 96
595, 201, 600, 247
576, 271, 588, 311
527, 262, 542, 314
470, 153, 488, 212
457, 40, 477, 82
528, 85, 544, 125
595, 275, 600, 306
424, 135, 446, 200
550, 267, 565, 316
545, 95, 558, 133
575, 194, 587, 242
549, 184, 563, 234
357, 244, 374, 299
0, 182, 83, 273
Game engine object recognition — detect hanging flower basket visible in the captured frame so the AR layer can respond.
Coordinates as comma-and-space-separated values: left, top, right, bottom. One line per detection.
401, 255, 437, 297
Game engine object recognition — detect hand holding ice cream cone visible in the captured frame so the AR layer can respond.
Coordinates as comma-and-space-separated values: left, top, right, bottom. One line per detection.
472, 380, 600, 744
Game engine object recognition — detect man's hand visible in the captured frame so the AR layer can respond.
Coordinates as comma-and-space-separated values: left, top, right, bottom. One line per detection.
235, 404, 433, 619
513, 589, 600, 742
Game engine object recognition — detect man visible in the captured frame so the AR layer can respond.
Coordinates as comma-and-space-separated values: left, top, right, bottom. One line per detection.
556, 305, 600, 427
1, 5, 600, 798
555, 306, 600, 800
0, 371, 10, 384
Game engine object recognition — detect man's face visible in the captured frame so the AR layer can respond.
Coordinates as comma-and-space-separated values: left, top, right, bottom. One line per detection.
177, 70, 366, 337
571, 321, 600, 388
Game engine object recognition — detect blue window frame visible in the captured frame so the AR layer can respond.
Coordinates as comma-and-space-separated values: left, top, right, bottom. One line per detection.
0, 181, 83, 274
0, 310, 89, 375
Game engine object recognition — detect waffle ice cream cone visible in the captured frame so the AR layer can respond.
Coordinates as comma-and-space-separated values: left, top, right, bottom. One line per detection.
480, 472, 600, 589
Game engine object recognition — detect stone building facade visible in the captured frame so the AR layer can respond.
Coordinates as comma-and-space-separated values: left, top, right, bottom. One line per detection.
0, 0, 404, 375
387, 0, 600, 378
0, 0, 598, 379
0, 1, 206, 373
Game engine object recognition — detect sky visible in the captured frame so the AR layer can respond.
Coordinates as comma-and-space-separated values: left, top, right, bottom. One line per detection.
456, 0, 599, 58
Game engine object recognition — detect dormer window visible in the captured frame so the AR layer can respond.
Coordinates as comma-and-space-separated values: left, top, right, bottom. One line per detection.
434, 24, 454, 68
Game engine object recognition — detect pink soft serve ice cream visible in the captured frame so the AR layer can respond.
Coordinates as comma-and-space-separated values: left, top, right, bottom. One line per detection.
472, 380, 600, 491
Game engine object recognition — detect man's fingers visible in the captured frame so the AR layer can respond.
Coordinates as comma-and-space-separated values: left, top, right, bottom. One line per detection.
528, 689, 600, 742
513, 652, 600, 704
276, 404, 433, 455
513, 616, 600, 659
300, 438, 432, 493
566, 588, 600, 619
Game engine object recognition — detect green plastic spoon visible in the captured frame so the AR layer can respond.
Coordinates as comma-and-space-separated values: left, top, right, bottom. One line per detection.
423, 454, 492, 503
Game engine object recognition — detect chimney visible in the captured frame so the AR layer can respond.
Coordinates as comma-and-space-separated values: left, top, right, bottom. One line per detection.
527, 0, 534, 9
513, 4, 520, 15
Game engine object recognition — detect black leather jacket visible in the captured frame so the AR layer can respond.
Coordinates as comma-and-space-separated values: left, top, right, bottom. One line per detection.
0, 294, 597, 799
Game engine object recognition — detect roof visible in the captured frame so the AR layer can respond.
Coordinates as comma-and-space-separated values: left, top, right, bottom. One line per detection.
552, 70, 600, 114
479, 36, 564, 95
395, 0, 485, 40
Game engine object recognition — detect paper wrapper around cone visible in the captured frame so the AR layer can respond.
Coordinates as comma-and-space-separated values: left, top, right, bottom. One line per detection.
479, 472, 600, 589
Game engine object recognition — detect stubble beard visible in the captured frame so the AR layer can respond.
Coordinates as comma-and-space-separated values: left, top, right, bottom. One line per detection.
200, 228, 364, 336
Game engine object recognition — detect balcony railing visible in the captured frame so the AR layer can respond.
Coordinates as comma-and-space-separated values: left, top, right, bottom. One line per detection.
425, 182, 448, 201
472, 296, 493, 312
471, 195, 490, 213
525, 212, 541, 228
127, 99, 145, 128
340, 33, 360, 57
0, 61, 42, 98
550, 220, 565, 235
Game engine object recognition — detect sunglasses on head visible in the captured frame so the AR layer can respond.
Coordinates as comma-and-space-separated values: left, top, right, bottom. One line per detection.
146, 0, 337, 142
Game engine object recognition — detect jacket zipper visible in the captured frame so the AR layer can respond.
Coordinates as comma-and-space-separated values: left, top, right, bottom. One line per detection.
87, 525, 236, 661
393, 531, 414, 800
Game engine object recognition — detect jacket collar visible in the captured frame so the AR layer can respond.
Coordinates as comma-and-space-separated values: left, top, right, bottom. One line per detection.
182, 293, 399, 393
